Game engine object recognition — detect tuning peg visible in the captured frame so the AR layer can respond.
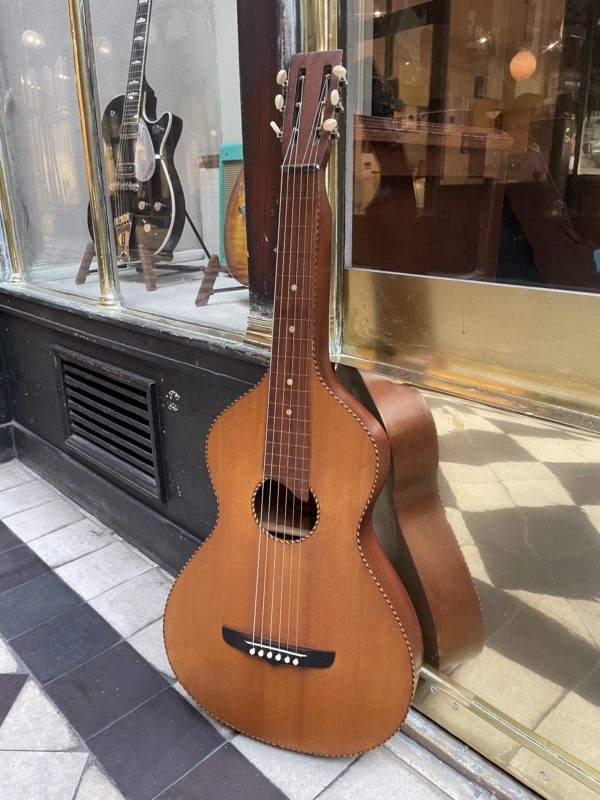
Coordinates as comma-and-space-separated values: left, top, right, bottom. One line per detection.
330, 89, 340, 106
275, 94, 285, 111
270, 120, 282, 138
322, 118, 338, 134
276, 69, 288, 86
332, 65, 347, 85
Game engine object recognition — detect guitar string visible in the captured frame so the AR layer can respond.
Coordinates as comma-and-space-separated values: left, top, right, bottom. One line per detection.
265, 76, 305, 652
279, 75, 329, 653
274, 77, 322, 652
250, 97, 297, 650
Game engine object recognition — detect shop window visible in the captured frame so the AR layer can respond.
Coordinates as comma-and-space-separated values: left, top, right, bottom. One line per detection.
0, 1, 95, 298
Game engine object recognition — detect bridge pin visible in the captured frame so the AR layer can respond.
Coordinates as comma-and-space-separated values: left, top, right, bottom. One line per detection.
275, 653, 282, 661
258, 649, 264, 657
292, 658, 299, 666
284, 656, 291, 664
267, 651, 273, 659
249, 647, 256, 655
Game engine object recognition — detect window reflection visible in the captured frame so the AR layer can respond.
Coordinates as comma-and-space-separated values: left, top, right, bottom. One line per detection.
351, 0, 600, 293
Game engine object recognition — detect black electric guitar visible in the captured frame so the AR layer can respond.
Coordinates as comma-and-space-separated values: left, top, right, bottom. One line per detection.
89, 0, 185, 263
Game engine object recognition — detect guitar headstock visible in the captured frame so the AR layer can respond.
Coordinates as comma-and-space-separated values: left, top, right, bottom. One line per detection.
271, 50, 346, 172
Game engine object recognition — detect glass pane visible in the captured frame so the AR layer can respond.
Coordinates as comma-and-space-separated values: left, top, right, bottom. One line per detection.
90, 0, 248, 334
349, 0, 600, 294
0, 1, 99, 298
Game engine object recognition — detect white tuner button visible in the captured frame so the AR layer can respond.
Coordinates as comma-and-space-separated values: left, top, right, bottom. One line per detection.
270, 121, 282, 137
332, 65, 347, 80
323, 118, 338, 132
330, 89, 340, 106
249, 647, 256, 655
275, 94, 284, 111
292, 658, 300, 666
276, 68, 288, 85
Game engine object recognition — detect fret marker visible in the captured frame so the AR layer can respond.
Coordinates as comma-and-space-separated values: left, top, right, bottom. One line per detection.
289, 325, 295, 333
286, 378, 293, 386
291, 284, 297, 291
286, 409, 292, 416
137, 17, 146, 23
132, 59, 142, 65
135, 35, 144, 41
129, 80, 140, 85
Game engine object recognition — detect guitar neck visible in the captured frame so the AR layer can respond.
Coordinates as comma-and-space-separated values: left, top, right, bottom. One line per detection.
120, 0, 153, 133
265, 169, 328, 500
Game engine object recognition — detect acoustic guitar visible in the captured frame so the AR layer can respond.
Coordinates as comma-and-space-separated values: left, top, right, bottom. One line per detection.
223, 168, 249, 286
89, 0, 185, 263
164, 50, 423, 757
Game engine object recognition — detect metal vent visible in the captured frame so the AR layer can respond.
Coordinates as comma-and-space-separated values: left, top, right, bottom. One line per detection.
53, 348, 165, 500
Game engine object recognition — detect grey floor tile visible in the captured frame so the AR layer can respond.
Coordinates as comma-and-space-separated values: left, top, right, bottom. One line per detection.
232, 734, 353, 800
46, 641, 168, 740
56, 542, 153, 601
0, 461, 35, 492
89, 568, 171, 638
157, 742, 287, 799
10, 604, 120, 684
4, 497, 84, 542
0, 678, 79, 751
0, 673, 27, 725
128, 620, 175, 681
0, 639, 20, 673
0, 545, 50, 594
28, 518, 114, 568
0, 751, 88, 800
88, 688, 223, 800
0, 522, 21, 553
0, 481, 56, 519
318, 747, 451, 800
75, 763, 125, 800
0, 572, 82, 639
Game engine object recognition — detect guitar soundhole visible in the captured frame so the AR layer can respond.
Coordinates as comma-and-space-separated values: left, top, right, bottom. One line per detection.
254, 480, 318, 541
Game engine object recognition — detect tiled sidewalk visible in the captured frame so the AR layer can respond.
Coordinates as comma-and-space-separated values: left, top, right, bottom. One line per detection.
0, 459, 502, 800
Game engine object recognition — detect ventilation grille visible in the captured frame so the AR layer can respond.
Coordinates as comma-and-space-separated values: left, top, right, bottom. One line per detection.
54, 349, 164, 500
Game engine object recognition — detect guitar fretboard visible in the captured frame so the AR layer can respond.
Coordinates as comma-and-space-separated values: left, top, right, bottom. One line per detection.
120, 0, 152, 135
264, 173, 320, 502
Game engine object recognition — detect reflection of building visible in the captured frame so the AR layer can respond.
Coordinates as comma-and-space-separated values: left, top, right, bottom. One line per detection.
0, 1, 598, 799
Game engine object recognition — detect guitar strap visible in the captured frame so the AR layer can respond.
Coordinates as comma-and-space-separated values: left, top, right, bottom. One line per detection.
343, 367, 484, 670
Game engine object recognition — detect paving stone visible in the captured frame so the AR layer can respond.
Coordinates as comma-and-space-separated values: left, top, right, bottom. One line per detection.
0, 522, 21, 553
0, 673, 27, 725
88, 687, 223, 800
0, 545, 49, 594
128, 619, 176, 681
157, 742, 287, 799
0, 751, 88, 800
56, 541, 153, 601
4, 498, 84, 542
174, 682, 234, 740
0, 572, 82, 639
0, 462, 35, 492
28, 518, 114, 568
318, 747, 451, 800
232, 734, 353, 800
46, 641, 168, 740
0, 481, 56, 519
0, 639, 20, 673
0, 679, 79, 751
89, 568, 171, 638
75, 763, 126, 800
10, 604, 120, 684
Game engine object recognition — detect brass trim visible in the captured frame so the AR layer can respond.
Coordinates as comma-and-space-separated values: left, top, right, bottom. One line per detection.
342, 269, 600, 427
419, 666, 600, 796
67, 0, 119, 307
0, 100, 23, 282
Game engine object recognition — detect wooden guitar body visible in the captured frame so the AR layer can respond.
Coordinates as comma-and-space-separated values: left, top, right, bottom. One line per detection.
164, 366, 422, 755
88, 83, 186, 261
223, 168, 249, 286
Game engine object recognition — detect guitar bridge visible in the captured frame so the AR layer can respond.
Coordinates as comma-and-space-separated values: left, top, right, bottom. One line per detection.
222, 625, 335, 669
115, 213, 133, 262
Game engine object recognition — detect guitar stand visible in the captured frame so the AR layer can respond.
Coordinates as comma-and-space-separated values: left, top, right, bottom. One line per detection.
194, 254, 221, 306
75, 241, 160, 292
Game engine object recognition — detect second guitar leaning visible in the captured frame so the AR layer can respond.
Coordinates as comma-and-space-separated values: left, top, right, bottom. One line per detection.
89, 0, 185, 263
